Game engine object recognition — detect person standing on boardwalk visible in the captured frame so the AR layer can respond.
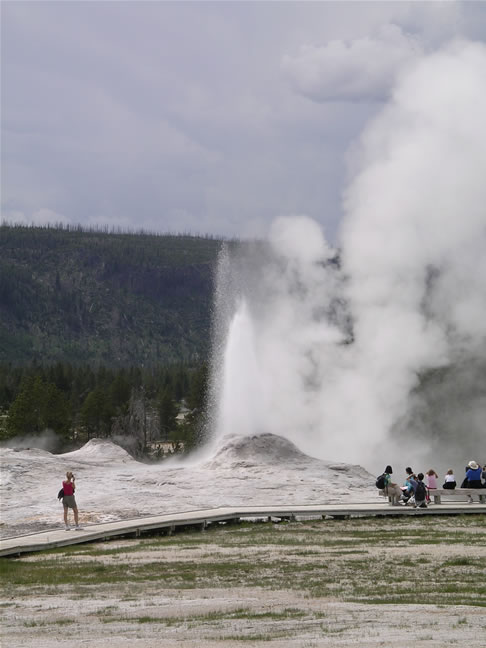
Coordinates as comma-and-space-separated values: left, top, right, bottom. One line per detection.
62, 471, 81, 530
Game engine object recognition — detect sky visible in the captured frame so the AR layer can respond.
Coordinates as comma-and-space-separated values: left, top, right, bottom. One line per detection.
2, 1, 486, 242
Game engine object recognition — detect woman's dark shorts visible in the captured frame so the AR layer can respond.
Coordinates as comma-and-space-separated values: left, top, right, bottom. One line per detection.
63, 495, 77, 509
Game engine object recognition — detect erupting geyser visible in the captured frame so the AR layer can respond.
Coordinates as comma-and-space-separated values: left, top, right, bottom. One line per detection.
216, 299, 266, 439
208, 41, 486, 473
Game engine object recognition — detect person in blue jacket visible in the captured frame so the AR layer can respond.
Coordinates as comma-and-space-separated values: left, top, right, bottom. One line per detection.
465, 460, 482, 503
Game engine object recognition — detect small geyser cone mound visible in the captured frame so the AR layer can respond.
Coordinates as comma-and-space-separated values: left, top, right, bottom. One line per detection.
204, 433, 375, 492
206, 433, 314, 468
60, 438, 134, 464
205, 432, 342, 470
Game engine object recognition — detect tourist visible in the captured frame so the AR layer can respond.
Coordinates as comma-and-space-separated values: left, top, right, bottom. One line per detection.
443, 469, 456, 490
401, 467, 417, 505
414, 473, 427, 508
425, 469, 438, 502
425, 469, 438, 489
62, 471, 82, 530
383, 465, 402, 504
465, 461, 482, 503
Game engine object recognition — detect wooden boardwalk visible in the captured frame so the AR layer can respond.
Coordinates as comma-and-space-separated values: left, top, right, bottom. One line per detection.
1, 502, 484, 557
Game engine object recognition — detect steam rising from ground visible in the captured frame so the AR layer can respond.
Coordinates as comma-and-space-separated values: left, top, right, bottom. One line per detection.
210, 42, 486, 473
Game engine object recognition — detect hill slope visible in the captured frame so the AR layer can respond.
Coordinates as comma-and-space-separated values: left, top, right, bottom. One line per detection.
0, 225, 225, 366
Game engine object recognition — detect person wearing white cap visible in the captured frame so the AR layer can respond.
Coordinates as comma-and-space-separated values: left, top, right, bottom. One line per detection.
465, 460, 482, 502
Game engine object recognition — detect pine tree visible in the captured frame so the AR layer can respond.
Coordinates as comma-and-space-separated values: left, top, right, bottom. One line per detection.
5, 375, 70, 439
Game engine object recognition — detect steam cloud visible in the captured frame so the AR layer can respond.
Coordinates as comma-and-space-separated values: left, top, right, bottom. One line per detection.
0, 429, 63, 453
210, 41, 486, 473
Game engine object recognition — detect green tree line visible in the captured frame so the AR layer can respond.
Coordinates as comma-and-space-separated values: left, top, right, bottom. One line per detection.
0, 362, 210, 458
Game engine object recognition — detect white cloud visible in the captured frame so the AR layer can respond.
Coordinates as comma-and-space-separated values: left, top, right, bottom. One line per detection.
2, 3, 486, 238
282, 24, 423, 103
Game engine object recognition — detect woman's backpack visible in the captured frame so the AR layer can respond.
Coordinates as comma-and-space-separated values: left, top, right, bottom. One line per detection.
375, 474, 386, 489
415, 481, 426, 501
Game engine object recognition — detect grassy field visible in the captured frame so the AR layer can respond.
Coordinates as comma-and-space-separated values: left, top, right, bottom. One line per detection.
2, 514, 485, 605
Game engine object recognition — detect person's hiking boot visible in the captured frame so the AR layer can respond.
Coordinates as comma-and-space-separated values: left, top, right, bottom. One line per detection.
467, 495, 474, 504
65, 525, 71, 531
75, 525, 83, 530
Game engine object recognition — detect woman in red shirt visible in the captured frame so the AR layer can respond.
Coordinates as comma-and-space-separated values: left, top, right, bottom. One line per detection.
62, 471, 81, 530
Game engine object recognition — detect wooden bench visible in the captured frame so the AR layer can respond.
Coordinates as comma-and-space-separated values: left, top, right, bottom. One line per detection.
428, 488, 486, 504
379, 488, 486, 506
378, 489, 402, 505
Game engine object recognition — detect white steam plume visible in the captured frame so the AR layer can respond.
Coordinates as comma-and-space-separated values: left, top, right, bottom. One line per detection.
338, 40, 486, 468
0, 429, 63, 452
210, 41, 486, 473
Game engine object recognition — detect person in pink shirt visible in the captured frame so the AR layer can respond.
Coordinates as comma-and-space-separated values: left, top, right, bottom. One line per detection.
425, 469, 438, 502
62, 471, 82, 531
425, 469, 438, 488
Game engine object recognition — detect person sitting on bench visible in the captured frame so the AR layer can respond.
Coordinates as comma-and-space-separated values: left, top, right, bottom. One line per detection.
465, 461, 482, 503
414, 473, 427, 509
442, 469, 456, 489
383, 465, 403, 504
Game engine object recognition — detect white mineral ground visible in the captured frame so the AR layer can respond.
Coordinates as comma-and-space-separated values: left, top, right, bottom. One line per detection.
0, 434, 376, 538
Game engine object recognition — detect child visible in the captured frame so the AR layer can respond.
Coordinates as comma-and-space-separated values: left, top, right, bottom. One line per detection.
425, 469, 438, 503
414, 473, 427, 508
425, 469, 438, 489
443, 469, 456, 490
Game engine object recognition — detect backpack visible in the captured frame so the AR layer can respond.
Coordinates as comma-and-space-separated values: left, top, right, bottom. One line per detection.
375, 474, 386, 489
57, 488, 64, 500
415, 481, 426, 501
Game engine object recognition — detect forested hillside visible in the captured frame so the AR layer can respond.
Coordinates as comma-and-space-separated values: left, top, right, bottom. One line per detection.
0, 225, 226, 367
